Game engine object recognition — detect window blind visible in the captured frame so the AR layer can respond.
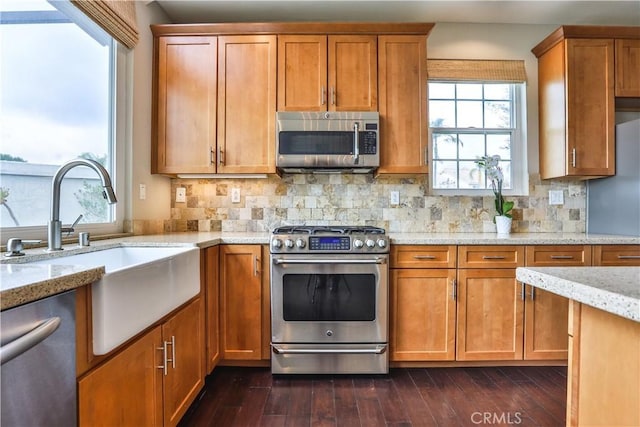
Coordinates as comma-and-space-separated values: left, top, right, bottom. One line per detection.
427, 59, 527, 82
71, 0, 138, 49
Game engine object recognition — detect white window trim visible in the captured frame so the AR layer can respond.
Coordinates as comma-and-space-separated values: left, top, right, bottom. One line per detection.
428, 83, 528, 197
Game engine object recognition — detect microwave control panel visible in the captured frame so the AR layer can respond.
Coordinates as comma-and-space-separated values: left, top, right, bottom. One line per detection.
360, 130, 378, 154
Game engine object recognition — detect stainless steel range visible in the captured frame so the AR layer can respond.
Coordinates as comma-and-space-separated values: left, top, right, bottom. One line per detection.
270, 226, 389, 374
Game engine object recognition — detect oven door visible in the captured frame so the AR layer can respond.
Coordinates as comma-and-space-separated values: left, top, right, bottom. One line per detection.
270, 254, 388, 344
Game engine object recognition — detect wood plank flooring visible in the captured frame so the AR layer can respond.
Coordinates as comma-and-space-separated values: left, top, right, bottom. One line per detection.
178, 366, 567, 426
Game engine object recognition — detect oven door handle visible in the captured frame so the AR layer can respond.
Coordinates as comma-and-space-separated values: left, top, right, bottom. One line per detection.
272, 345, 387, 355
273, 257, 387, 265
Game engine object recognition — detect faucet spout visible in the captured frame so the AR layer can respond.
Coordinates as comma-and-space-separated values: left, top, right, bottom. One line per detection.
48, 159, 117, 251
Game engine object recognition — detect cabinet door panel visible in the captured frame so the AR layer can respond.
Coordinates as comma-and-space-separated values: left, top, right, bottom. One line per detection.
457, 269, 524, 360
615, 39, 640, 97
155, 36, 217, 175
204, 247, 220, 373
220, 245, 263, 360
218, 36, 276, 173
328, 35, 377, 111
377, 35, 428, 174
79, 328, 163, 427
391, 269, 456, 361
277, 35, 327, 111
162, 298, 205, 427
524, 287, 568, 360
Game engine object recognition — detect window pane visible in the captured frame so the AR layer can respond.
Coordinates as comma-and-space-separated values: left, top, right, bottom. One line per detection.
433, 161, 458, 189
433, 133, 458, 160
484, 84, 511, 100
459, 161, 484, 189
0, 0, 114, 228
458, 133, 485, 160
500, 161, 512, 189
429, 82, 455, 99
457, 101, 483, 128
484, 101, 511, 128
487, 134, 511, 160
456, 83, 482, 99
429, 100, 456, 127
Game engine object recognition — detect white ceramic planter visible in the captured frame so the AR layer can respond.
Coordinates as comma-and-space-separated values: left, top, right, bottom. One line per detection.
495, 215, 512, 235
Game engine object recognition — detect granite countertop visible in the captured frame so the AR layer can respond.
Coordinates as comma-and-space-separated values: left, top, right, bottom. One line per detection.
1, 231, 638, 311
516, 267, 640, 322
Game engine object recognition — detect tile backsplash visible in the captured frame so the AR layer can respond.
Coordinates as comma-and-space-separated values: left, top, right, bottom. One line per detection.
131, 173, 586, 234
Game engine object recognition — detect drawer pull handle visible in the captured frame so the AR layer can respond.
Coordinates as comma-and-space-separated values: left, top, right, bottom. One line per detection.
413, 255, 436, 260
482, 256, 506, 260
550, 255, 574, 260
618, 255, 640, 259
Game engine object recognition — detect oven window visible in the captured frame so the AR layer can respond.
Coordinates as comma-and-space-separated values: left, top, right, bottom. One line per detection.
282, 274, 376, 321
278, 131, 356, 155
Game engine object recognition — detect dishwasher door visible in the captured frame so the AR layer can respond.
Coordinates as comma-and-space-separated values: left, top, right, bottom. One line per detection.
0, 290, 76, 427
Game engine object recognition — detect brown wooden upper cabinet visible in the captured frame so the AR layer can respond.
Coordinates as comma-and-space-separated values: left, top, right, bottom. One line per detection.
532, 26, 640, 180
277, 35, 377, 112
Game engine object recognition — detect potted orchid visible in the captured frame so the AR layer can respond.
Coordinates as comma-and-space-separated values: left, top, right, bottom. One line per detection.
475, 155, 514, 234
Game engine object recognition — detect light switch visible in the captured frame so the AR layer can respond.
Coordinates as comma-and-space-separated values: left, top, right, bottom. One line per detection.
390, 191, 400, 206
549, 190, 564, 205
176, 187, 186, 203
231, 188, 241, 203
139, 184, 146, 200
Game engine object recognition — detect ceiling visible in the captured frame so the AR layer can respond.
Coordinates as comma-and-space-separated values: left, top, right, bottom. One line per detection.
153, 1, 640, 26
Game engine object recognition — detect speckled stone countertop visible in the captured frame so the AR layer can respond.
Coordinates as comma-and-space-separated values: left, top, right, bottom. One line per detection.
516, 267, 640, 322
2, 231, 638, 311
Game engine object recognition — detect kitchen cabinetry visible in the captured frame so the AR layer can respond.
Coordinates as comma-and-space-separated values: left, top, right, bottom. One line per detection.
456, 246, 525, 361
615, 39, 640, 97
523, 245, 591, 360
277, 35, 377, 112
219, 245, 271, 361
390, 246, 456, 361
152, 34, 276, 175
153, 36, 218, 175
592, 244, 640, 266
78, 297, 204, 427
377, 35, 429, 174
203, 246, 220, 373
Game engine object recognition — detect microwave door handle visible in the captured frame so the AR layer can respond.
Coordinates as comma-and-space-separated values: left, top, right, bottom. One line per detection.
353, 122, 360, 165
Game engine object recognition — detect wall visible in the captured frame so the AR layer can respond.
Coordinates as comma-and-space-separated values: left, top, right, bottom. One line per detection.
132, 21, 587, 234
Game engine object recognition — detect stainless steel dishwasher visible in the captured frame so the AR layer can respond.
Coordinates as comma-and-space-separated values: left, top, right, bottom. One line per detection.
1, 290, 76, 426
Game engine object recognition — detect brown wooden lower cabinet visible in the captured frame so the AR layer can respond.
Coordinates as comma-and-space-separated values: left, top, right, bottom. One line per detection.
78, 297, 204, 427
390, 269, 456, 361
203, 246, 220, 373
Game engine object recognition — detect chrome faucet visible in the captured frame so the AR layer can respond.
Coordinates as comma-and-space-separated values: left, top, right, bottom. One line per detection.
48, 159, 117, 251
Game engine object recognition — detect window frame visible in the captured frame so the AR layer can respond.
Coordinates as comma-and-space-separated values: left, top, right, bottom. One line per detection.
0, 2, 128, 245
428, 81, 528, 196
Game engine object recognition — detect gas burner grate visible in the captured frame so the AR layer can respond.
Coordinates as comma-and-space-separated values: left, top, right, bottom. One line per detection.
272, 225, 386, 235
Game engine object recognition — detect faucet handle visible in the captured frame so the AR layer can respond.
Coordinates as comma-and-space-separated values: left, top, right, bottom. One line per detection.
63, 214, 84, 236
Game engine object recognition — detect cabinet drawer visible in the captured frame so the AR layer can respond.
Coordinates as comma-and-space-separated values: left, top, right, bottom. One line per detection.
391, 245, 456, 269
457, 245, 524, 269
525, 245, 591, 266
593, 245, 640, 266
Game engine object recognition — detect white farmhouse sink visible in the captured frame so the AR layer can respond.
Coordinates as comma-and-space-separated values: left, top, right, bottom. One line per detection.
31, 246, 200, 355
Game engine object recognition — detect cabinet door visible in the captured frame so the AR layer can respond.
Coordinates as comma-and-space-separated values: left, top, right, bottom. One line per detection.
328, 35, 377, 111
377, 35, 428, 174
566, 38, 615, 177
79, 327, 163, 427
204, 246, 220, 373
456, 269, 524, 361
217, 36, 276, 174
220, 245, 263, 360
391, 269, 456, 361
277, 35, 327, 111
524, 287, 569, 360
615, 39, 640, 97
162, 298, 205, 427
154, 36, 217, 175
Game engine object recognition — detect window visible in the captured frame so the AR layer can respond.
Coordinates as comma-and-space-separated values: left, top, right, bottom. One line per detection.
427, 60, 527, 195
0, 0, 126, 241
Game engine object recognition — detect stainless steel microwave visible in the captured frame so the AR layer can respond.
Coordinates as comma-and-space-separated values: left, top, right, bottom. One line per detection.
276, 111, 380, 173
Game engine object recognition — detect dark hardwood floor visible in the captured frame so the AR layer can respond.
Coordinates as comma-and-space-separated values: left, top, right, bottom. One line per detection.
179, 366, 567, 426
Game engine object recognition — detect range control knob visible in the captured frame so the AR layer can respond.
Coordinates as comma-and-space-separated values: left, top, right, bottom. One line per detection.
377, 239, 387, 249
365, 239, 376, 248
271, 239, 283, 249
296, 238, 306, 249
284, 239, 294, 249
353, 239, 364, 249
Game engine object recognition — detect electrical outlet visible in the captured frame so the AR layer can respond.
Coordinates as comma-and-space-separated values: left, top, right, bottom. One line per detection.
231, 188, 241, 203
390, 191, 400, 206
176, 187, 186, 203
549, 190, 564, 205
139, 184, 146, 200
